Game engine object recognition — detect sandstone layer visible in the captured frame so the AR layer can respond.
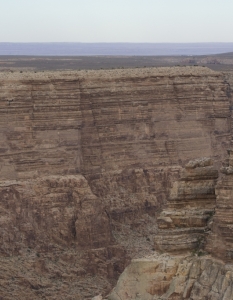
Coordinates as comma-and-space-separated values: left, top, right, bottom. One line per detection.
206, 150, 233, 262
0, 67, 232, 299
108, 254, 233, 300
107, 157, 233, 300
155, 157, 218, 254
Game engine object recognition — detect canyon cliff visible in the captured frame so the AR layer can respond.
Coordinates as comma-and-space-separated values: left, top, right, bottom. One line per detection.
0, 67, 232, 299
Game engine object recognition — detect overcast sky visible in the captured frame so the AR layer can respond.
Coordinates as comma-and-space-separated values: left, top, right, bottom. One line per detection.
1, 0, 233, 43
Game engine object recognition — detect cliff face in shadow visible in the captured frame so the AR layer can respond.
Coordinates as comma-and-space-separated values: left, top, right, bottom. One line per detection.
0, 67, 232, 299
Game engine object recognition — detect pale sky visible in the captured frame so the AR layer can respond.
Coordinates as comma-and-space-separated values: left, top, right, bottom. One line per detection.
0, 0, 232, 43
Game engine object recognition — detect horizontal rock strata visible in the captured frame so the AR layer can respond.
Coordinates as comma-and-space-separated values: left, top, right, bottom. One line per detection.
155, 158, 218, 253
0, 67, 232, 298
0, 175, 127, 299
206, 150, 233, 262
0, 67, 231, 181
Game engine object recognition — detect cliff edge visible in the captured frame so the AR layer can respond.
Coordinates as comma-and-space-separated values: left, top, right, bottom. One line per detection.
0, 67, 232, 299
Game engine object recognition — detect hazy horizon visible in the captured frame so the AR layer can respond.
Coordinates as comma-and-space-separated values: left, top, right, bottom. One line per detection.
0, 1, 232, 43
1, 42, 233, 56
2, 42, 233, 44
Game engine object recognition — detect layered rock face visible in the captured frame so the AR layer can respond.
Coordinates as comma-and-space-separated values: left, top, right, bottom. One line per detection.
108, 255, 233, 300
0, 176, 127, 299
0, 67, 230, 181
108, 157, 233, 300
0, 67, 232, 299
206, 150, 233, 262
155, 158, 218, 253
0, 176, 112, 254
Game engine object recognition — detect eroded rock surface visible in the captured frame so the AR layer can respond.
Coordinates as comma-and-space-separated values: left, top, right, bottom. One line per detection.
155, 158, 218, 253
206, 149, 233, 262
0, 67, 232, 299
108, 254, 233, 300
109, 156, 233, 300
0, 67, 230, 181
0, 176, 126, 299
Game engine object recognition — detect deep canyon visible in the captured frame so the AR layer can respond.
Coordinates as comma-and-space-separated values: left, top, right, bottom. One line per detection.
0, 66, 233, 299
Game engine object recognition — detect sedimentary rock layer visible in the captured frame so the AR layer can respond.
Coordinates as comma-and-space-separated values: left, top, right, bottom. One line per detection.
206, 150, 233, 262
0, 67, 232, 299
0, 67, 231, 218
155, 158, 218, 253
108, 153, 233, 300
108, 254, 233, 300
0, 67, 231, 181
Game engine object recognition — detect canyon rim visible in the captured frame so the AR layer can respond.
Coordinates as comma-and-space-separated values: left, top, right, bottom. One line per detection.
0, 66, 233, 299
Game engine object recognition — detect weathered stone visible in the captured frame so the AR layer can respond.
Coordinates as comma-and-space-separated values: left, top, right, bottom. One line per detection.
108, 255, 233, 300
0, 67, 232, 299
155, 158, 218, 253
92, 295, 103, 300
206, 150, 233, 262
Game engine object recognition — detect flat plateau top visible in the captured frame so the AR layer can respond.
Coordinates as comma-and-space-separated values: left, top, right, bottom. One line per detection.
0, 66, 220, 81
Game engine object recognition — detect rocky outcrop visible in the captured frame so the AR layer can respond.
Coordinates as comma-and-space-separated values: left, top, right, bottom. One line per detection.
0, 67, 232, 298
108, 153, 233, 300
0, 176, 127, 299
205, 150, 233, 262
0, 175, 112, 254
155, 158, 218, 253
108, 254, 233, 300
